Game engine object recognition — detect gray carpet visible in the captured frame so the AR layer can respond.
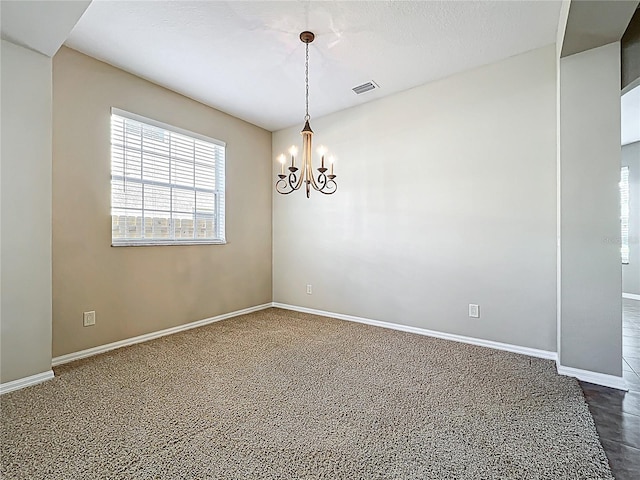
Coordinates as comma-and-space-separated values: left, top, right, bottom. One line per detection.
1, 308, 613, 479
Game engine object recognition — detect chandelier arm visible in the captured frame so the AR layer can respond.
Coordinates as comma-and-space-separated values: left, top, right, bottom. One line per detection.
314, 171, 327, 190
308, 160, 321, 191
293, 168, 305, 191
275, 178, 291, 194
315, 171, 337, 194
275, 170, 305, 194
276, 186, 298, 195
318, 179, 337, 194
275, 172, 295, 194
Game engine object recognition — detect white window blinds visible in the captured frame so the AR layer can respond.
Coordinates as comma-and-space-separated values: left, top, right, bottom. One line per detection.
110, 108, 225, 245
621, 166, 629, 264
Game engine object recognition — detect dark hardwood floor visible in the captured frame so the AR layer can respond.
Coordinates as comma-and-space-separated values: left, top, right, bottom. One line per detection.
580, 298, 640, 480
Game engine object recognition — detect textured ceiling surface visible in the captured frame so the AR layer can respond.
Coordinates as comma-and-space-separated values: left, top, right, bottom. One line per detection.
65, 1, 562, 131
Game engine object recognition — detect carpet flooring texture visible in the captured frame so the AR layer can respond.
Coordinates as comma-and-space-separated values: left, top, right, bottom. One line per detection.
1, 308, 613, 479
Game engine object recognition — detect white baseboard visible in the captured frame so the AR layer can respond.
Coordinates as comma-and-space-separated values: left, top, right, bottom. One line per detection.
274, 303, 632, 390
556, 364, 627, 391
0, 370, 54, 395
26, 302, 629, 394
52, 303, 272, 367
272, 303, 558, 361
622, 293, 640, 301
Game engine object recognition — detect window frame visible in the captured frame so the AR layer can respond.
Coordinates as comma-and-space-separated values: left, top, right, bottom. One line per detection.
110, 108, 226, 247
621, 165, 629, 265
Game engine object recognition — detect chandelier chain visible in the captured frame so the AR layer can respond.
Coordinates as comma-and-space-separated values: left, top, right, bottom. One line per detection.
305, 42, 310, 121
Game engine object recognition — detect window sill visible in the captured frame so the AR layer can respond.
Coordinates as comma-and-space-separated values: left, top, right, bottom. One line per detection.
112, 239, 226, 247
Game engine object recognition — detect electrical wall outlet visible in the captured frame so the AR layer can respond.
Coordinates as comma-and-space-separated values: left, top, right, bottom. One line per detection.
83, 311, 96, 327
306, 284, 312, 295
469, 304, 479, 318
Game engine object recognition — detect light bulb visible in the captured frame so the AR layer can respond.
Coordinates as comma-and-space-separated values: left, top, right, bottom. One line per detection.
317, 145, 327, 156
277, 154, 286, 175
289, 145, 298, 156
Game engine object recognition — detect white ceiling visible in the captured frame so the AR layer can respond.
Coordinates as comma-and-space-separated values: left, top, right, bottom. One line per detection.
65, 0, 562, 132
622, 85, 640, 146
0, 0, 90, 57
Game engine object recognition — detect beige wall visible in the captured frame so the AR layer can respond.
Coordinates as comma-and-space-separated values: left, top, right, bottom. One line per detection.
52, 47, 272, 357
1, 40, 53, 383
559, 42, 622, 376
273, 45, 558, 352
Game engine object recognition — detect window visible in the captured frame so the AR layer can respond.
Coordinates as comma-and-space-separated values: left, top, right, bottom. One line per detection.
621, 166, 629, 264
110, 108, 225, 246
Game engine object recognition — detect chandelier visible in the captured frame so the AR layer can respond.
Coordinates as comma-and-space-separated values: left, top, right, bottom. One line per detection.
276, 31, 337, 198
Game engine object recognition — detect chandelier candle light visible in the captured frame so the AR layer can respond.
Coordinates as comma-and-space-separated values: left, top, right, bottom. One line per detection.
275, 31, 337, 198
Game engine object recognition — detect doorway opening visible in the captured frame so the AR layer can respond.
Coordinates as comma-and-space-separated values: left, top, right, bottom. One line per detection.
620, 84, 640, 391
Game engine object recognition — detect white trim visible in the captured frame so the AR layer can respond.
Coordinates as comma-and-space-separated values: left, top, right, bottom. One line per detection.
556, 364, 628, 391
622, 293, 640, 301
272, 303, 558, 361
112, 239, 227, 247
52, 303, 272, 366
47, 301, 631, 392
0, 370, 54, 395
273, 303, 632, 390
556, 50, 563, 367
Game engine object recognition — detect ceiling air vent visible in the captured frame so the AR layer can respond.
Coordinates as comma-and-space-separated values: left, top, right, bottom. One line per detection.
352, 81, 379, 95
